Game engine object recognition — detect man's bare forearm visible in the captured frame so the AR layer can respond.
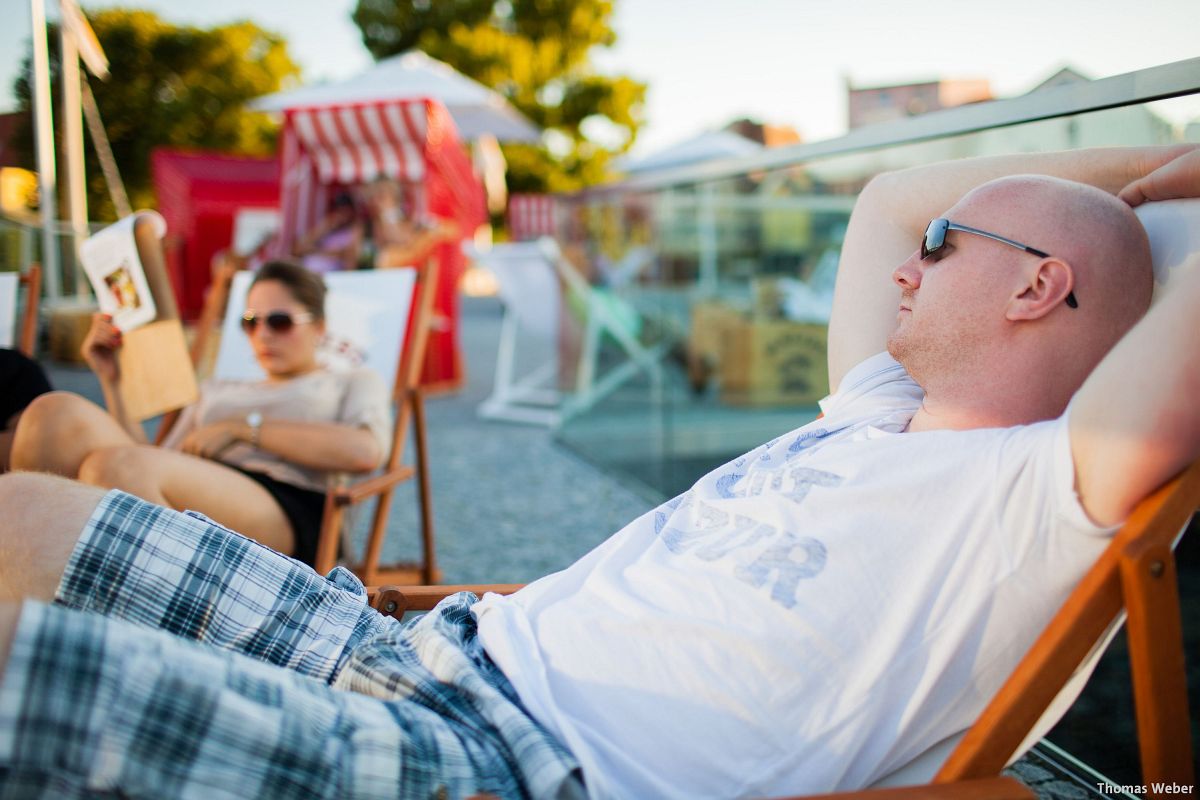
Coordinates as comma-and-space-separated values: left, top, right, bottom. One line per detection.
1071, 263, 1200, 526
868, 145, 1196, 235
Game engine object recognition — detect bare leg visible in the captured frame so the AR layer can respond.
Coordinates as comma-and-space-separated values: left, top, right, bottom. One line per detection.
10, 392, 136, 477
78, 445, 297, 555
0, 472, 107, 603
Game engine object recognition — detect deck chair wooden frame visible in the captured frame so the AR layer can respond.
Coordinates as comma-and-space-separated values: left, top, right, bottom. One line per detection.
464, 238, 667, 427
164, 256, 440, 585
17, 263, 40, 356
0, 262, 40, 356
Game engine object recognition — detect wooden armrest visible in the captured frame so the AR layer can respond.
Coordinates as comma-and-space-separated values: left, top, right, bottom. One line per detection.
368, 583, 525, 616
330, 466, 417, 505
779, 776, 1033, 800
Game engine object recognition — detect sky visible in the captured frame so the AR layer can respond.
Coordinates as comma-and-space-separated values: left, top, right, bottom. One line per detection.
1, 0, 1198, 155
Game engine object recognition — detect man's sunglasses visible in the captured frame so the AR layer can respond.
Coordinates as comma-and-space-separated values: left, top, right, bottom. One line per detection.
921, 218, 1078, 309
240, 310, 315, 334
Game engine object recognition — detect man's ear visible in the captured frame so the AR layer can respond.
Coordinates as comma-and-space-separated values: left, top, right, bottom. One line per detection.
1006, 258, 1075, 321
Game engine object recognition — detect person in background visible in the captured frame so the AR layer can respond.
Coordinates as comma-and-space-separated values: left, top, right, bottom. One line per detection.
365, 177, 458, 268
9, 260, 390, 567
292, 191, 364, 274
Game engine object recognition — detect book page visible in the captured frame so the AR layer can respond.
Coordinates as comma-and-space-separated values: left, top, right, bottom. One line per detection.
79, 212, 165, 331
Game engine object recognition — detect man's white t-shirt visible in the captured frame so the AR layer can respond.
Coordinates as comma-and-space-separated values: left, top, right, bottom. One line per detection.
474, 352, 1114, 798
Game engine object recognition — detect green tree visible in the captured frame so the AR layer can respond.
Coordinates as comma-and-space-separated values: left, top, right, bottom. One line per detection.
351, 0, 645, 192
14, 9, 299, 220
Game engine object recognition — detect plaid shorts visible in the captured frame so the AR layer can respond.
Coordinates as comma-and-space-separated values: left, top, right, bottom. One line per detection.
0, 490, 583, 799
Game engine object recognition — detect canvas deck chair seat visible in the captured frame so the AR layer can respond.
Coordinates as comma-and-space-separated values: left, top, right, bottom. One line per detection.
0, 263, 41, 356
464, 237, 666, 427
163, 256, 440, 585
370, 198, 1200, 796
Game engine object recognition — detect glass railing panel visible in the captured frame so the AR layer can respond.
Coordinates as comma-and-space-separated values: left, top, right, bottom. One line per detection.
555, 93, 1200, 501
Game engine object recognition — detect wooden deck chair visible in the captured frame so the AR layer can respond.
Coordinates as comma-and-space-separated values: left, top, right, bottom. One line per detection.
370, 198, 1200, 797
463, 238, 666, 427
165, 257, 440, 585
0, 262, 40, 355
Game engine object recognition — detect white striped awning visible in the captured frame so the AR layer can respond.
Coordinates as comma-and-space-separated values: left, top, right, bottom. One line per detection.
287, 103, 429, 184
507, 193, 559, 242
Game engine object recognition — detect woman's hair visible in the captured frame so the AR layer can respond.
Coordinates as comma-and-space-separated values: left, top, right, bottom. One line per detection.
250, 260, 327, 321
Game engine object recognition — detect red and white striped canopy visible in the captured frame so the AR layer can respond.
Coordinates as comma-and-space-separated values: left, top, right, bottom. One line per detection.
287, 102, 428, 185
275, 98, 483, 254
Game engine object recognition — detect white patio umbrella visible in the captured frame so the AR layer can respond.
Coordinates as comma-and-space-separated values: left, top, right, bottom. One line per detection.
251, 50, 541, 143
613, 129, 763, 175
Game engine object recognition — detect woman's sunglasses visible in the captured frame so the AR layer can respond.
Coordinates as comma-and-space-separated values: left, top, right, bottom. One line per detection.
921, 218, 1077, 309
240, 310, 315, 334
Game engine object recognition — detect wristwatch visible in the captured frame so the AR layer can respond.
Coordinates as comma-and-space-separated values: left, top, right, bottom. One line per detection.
246, 411, 263, 449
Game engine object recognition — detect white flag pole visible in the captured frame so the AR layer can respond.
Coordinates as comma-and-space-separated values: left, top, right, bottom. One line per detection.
60, 26, 90, 299
29, 0, 61, 298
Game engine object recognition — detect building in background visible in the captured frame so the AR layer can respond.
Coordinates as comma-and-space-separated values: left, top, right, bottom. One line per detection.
846, 77, 993, 129
723, 117, 802, 148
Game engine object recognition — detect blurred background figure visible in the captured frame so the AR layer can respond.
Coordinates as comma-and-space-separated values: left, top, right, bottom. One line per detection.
292, 191, 364, 273
366, 178, 458, 268
365, 178, 416, 255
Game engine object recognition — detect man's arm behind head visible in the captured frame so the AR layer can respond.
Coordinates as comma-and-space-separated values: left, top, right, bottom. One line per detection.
1070, 194, 1200, 527
827, 146, 1197, 390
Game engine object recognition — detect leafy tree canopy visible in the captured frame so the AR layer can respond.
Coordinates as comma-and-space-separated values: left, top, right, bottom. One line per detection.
14, 9, 299, 220
351, 0, 645, 192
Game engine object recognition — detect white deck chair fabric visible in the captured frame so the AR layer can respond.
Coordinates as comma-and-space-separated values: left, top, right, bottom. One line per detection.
465, 238, 666, 427
873, 196, 1200, 787
0, 272, 16, 350
214, 269, 416, 389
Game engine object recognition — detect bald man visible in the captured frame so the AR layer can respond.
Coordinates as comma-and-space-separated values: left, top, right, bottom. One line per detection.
0, 146, 1198, 798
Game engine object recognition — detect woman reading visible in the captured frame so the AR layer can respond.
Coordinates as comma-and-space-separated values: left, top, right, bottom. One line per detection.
10, 261, 391, 566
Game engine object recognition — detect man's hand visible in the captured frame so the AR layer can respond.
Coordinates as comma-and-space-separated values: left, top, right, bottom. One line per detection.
1119, 149, 1200, 206
1072, 155, 1200, 525
80, 313, 122, 385
179, 421, 244, 461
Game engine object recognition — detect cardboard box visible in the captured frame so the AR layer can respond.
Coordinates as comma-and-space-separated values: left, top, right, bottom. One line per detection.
687, 301, 744, 392
719, 317, 829, 407
689, 301, 743, 367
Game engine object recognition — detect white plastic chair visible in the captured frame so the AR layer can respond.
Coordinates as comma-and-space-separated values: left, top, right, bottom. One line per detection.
464, 237, 666, 427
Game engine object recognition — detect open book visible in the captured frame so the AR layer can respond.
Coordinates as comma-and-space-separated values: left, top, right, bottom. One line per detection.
78, 211, 198, 421
79, 212, 164, 331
